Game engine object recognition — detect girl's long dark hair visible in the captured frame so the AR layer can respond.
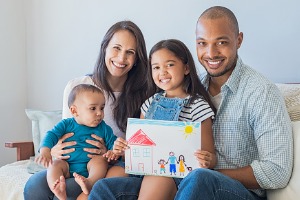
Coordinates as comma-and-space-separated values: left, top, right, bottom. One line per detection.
92, 20, 155, 132
148, 39, 216, 113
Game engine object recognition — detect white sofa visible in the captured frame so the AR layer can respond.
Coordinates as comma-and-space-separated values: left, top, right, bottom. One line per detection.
0, 83, 299, 200
267, 83, 300, 199
267, 120, 300, 199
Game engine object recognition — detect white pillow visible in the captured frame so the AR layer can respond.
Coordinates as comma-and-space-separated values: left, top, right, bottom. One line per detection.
276, 84, 300, 121
25, 109, 62, 155
267, 121, 300, 200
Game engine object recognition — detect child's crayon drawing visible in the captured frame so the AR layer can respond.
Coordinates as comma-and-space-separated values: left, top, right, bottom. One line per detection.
125, 118, 201, 178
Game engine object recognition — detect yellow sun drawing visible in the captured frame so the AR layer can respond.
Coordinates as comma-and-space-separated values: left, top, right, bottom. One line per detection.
183, 123, 196, 139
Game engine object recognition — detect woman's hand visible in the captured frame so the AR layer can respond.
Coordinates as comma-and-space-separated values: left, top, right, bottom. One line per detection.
51, 132, 76, 160
84, 134, 107, 158
194, 149, 216, 169
112, 137, 129, 156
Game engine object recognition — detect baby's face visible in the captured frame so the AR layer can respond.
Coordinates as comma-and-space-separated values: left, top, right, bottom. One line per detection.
73, 91, 105, 127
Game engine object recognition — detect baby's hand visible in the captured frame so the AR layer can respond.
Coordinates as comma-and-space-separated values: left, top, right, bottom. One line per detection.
103, 150, 119, 162
194, 149, 214, 169
112, 137, 129, 156
34, 152, 52, 168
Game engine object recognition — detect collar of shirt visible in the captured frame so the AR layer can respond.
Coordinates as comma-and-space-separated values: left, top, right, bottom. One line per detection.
201, 56, 244, 95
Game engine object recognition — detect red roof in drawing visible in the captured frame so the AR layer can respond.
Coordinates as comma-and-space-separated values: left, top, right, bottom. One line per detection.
127, 129, 156, 146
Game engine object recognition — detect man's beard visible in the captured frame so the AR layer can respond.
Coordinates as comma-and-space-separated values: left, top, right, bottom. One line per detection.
203, 56, 238, 77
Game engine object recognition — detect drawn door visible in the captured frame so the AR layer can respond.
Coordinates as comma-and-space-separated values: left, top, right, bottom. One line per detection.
138, 163, 144, 172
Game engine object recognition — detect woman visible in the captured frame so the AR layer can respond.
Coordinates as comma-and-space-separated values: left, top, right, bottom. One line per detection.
24, 20, 154, 200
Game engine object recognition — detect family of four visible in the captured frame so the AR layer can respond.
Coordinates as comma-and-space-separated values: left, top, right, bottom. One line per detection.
24, 6, 293, 200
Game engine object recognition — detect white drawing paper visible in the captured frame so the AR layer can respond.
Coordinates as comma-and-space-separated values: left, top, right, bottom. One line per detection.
125, 118, 201, 178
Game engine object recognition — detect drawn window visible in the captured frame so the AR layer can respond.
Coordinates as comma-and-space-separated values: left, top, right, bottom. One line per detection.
143, 148, 151, 157
133, 148, 140, 157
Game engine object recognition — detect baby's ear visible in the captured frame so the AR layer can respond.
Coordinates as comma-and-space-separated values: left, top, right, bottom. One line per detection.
70, 105, 78, 117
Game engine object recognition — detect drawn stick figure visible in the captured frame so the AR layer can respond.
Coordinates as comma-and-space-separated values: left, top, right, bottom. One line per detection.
158, 159, 166, 174
177, 155, 187, 176
166, 151, 177, 175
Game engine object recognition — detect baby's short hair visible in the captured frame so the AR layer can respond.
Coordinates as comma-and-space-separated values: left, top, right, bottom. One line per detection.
68, 84, 103, 108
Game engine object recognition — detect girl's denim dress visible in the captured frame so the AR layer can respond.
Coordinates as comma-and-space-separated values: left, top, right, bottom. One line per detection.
144, 92, 189, 186
145, 92, 188, 121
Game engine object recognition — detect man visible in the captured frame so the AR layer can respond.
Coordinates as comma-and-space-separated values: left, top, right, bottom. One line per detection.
174, 6, 293, 200
89, 6, 293, 200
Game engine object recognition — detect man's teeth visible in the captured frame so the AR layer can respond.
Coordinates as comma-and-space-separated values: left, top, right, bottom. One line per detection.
208, 60, 221, 65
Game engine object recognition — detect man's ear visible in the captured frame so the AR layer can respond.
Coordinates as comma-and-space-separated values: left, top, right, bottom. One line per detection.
237, 32, 243, 49
70, 105, 78, 117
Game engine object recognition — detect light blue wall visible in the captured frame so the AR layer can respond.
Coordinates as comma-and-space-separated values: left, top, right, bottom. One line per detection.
26, 0, 300, 112
1, 0, 299, 165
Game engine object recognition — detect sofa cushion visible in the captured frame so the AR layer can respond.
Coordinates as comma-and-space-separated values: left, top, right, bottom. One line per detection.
25, 109, 62, 156
276, 84, 300, 121
267, 121, 300, 199
25, 109, 62, 173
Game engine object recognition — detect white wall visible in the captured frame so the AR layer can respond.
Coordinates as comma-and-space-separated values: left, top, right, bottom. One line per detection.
1, 0, 299, 166
25, 0, 300, 111
0, 0, 29, 166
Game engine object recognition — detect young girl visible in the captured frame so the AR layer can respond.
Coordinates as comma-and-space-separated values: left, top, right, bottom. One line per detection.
113, 39, 217, 200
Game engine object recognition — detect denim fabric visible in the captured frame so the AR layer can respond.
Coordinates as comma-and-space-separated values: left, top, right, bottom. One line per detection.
89, 176, 143, 200
24, 161, 125, 200
145, 92, 187, 121
88, 169, 265, 200
24, 169, 81, 200
114, 160, 125, 168
175, 169, 265, 200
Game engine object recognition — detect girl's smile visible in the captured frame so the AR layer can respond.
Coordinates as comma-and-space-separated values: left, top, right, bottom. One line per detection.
151, 48, 190, 98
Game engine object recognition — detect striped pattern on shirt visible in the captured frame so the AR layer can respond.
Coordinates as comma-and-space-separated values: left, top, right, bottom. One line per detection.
141, 94, 214, 122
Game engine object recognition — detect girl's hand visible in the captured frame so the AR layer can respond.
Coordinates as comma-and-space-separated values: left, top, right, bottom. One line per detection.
84, 134, 107, 158
35, 148, 52, 168
112, 137, 129, 156
103, 150, 120, 162
194, 149, 215, 169
51, 132, 76, 160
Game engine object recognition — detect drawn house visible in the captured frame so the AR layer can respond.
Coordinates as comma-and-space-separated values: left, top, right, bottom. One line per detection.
127, 129, 156, 174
